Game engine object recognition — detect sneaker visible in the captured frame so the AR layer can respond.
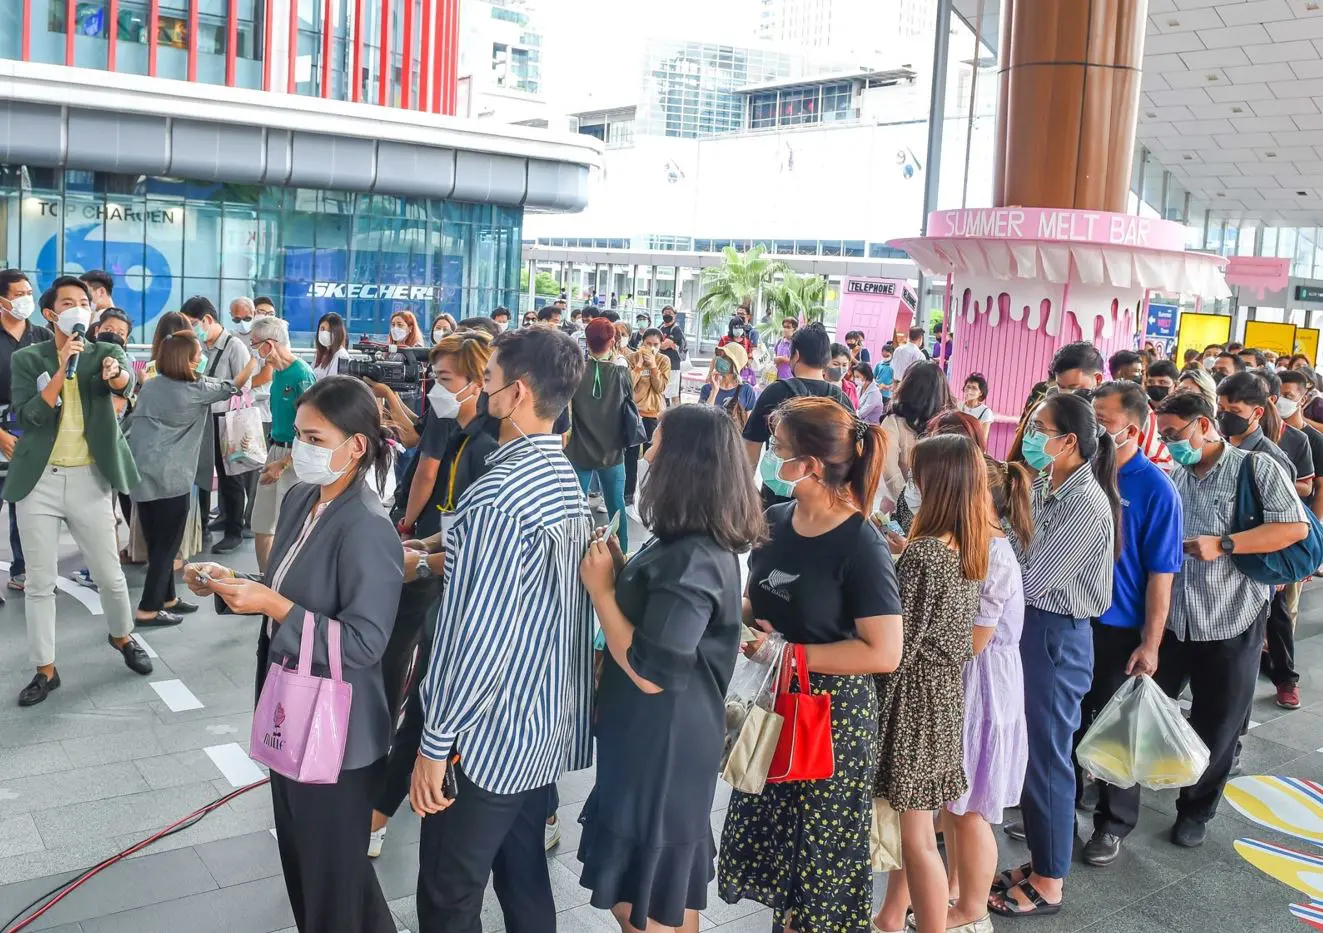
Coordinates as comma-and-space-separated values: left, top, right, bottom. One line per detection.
1276, 683, 1302, 710
7, 573, 24, 592
71, 568, 97, 589
1002, 820, 1027, 842
626, 503, 642, 524
368, 826, 388, 859
109, 635, 153, 675
212, 535, 242, 554
544, 815, 561, 852
1170, 816, 1207, 849
1082, 831, 1122, 866
17, 670, 59, 707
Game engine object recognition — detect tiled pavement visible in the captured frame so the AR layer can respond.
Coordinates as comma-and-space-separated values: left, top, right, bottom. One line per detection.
0, 522, 1320, 932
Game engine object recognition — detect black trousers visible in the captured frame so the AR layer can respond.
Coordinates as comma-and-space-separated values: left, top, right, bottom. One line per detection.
1072, 620, 1143, 839
373, 577, 442, 819
270, 761, 396, 933
1152, 606, 1268, 824
417, 767, 556, 933
203, 414, 247, 537
135, 494, 190, 612
241, 468, 258, 529
623, 415, 659, 500
1265, 585, 1299, 687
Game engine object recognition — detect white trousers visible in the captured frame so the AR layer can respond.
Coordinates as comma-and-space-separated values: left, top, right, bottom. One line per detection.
16, 464, 135, 666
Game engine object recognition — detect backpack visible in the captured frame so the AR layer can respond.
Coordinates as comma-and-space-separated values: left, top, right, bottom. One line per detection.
1231, 452, 1323, 585
781, 377, 848, 408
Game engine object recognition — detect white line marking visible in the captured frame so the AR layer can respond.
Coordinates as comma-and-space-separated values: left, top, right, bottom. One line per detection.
150, 679, 204, 712
130, 634, 158, 658
54, 577, 103, 615
1248, 719, 1262, 730
205, 743, 265, 788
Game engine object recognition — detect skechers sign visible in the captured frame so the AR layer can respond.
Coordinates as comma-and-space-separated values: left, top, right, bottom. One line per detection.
308, 282, 439, 301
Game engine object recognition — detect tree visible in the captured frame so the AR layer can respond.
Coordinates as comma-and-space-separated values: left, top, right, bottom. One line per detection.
696, 245, 788, 333
764, 270, 827, 332
520, 268, 561, 296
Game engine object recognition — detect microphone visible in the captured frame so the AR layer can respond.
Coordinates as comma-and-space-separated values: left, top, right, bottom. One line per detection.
65, 323, 86, 379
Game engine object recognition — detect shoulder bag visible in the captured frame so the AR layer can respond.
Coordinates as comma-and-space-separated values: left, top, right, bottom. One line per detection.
619, 375, 648, 448
249, 611, 353, 784
1231, 452, 1323, 586
766, 643, 834, 783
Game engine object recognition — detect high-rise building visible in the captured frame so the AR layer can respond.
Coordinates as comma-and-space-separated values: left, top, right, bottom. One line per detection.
0, 0, 596, 337
457, 0, 549, 124
756, 0, 937, 51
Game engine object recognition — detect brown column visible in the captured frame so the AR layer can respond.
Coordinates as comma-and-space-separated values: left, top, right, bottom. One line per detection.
993, 0, 1148, 212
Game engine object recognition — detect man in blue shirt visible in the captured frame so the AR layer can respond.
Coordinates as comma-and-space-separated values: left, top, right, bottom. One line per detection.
1078, 381, 1183, 865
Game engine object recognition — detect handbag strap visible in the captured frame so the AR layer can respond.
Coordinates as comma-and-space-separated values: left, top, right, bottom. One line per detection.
294, 610, 344, 682
327, 618, 344, 683
777, 643, 810, 696
296, 610, 316, 676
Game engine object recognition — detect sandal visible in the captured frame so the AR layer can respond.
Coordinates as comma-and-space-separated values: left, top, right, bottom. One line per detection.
988, 879, 1062, 918
990, 862, 1032, 895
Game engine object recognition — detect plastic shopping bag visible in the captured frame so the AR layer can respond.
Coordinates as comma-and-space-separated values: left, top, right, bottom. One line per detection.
719, 633, 786, 794
1076, 675, 1210, 791
220, 395, 267, 475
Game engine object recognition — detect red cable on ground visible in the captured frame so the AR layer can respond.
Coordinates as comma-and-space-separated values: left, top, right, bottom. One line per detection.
3, 778, 270, 933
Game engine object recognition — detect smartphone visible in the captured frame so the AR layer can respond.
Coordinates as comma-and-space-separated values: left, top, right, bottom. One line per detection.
186, 563, 215, 584
606, 509, 622, 541
442, 754, 460, 801
886, 520, 904, 536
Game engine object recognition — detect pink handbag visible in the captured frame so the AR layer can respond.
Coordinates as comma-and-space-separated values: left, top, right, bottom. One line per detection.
249, 612, 353, 784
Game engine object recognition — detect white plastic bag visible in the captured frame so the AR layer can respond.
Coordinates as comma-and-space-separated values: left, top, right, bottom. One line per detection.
1076, 675, 1210, 791
719, 632, 786, 773
219, 395, 266, 475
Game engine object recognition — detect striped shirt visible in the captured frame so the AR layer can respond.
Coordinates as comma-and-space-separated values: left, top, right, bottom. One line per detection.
1020, 463, 1115, 618
420, 433, 596, 795
1167, 442, 1309, 642
1140, 409, 1173, 472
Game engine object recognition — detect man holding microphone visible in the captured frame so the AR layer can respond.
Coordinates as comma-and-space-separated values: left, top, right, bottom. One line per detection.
6, 276, 148, 707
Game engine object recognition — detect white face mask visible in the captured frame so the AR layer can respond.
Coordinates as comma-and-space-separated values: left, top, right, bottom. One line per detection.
292, 436, 353, 485
390, 325, 408, 341
56, 306, 92, 337
428, 381, 471, 420
1278, 397, 1300, 418
433, 329, 446, 343
317, 330, 333, 348
232, 319, 253, 334
4, 295, 34, 321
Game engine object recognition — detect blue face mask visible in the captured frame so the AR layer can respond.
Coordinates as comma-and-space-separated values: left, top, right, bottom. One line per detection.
759, 451, 803, 498
1167, 438, 1202, 467
1020, 430, 1060, 472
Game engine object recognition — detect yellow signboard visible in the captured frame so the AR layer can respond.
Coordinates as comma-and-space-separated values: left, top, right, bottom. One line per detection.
1296, 327, 1319, 366
1175, 313, 1231, 367
1244, 321, 1298, 360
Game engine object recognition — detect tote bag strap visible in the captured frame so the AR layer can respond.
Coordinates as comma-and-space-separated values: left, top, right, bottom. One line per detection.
296, 611, 316, 676
294, 611, 345, 683
776, 643, 809, 696
327, 617, 344, 683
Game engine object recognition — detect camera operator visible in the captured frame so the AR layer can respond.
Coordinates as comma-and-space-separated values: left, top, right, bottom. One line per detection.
367, 330, 500, 858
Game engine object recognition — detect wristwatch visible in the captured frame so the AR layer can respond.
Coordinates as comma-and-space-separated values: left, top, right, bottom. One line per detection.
414, 555, 435, 580
1220, 534, 1236, 555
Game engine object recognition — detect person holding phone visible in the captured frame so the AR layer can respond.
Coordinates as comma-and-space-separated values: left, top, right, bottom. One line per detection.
185, 375, 402, 933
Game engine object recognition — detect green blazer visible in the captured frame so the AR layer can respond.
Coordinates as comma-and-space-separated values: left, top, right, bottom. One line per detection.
4, 340, 141, 501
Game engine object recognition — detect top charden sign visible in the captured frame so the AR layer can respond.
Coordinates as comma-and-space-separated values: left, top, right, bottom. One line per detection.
926, 207, 1188, 253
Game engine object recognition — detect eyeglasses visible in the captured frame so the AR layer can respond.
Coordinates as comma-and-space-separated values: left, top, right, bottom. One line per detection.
1157, 420, 1198, 444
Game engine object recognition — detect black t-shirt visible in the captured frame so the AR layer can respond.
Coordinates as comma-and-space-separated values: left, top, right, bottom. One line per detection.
747, 503, 901, 645
742, 377, 855, 446
1282, 424, 1316, 482
658, 322, 686, 370
416, 414, 501, 538
1300, 424, 1323, 499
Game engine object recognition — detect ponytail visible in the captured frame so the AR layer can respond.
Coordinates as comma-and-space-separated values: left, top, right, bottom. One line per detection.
1261, 398, 1284, 451
988, 456, 1035, 548
849, 422, 888, 514
1040, 392, 1122, 556
1091, 429, 1123, 556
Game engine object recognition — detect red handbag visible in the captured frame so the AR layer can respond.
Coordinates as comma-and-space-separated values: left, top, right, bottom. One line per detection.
766, 643, 834, 783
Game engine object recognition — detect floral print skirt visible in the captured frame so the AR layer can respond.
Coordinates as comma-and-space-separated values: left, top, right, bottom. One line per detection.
717, 673, 878, 933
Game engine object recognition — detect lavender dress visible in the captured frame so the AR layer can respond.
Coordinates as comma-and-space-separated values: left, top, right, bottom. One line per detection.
947, 535, 1028, 824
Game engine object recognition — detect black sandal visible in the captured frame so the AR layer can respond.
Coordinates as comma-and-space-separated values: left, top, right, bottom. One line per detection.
988, 879, 1062, 918
990, 862, 1033, 896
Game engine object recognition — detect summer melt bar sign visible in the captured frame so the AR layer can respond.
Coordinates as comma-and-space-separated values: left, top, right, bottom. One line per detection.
927, 208, 1184, 251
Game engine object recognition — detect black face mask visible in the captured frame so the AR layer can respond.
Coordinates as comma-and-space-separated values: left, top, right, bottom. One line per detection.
97, 332, 125, 348
662, 316, 674, 325
1147, 385, 1170, 403
825, 366, 844, 382
1217, 410, 1253, 438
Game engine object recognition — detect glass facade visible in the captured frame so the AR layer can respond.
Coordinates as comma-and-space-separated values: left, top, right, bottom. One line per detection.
0, 165, 522, 342
747, 81, 854, 130
638, 41, 796, 139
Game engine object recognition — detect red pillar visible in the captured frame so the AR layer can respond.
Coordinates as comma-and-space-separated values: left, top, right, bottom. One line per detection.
186, 0, 198, 80
377, 0, 390, 106
147, 0, 159, 74
418, 0, 431, 111
20, 0, 30, 60
350, 0, 364, 101
400, 0, 413, 107
64, 0, 74, 64
107, 0, 119, 69
320, 0, 332, 96
262, 0, 273, 90
433, 0, 456, 114
286, 0, 297, 92
225, 0, 237, 85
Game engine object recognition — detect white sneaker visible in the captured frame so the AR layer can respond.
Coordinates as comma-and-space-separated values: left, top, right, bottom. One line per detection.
544, 816, 561, 852
587, 493, 605, 513
368, 826, 387, 858
626, 503, 642, 524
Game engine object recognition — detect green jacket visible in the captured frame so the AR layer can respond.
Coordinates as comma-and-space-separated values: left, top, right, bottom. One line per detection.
3, 340, 141, 501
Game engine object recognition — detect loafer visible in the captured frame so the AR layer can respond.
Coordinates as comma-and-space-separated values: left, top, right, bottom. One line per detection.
18, 670, 59, 707
109, 635, 153, 675
1171, 816, 1207, 849
168, 600, 199, 615
212, 535, 242, 554
1002, 820, 1027, 842
135, 610, 184, 627
1083, 830, 1122, 866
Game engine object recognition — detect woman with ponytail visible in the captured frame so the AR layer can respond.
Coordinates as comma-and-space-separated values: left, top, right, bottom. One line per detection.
990, 391, 1118, 920
719, 397, 903, 933
185, 375, 402, 933
871, 435, 988, 933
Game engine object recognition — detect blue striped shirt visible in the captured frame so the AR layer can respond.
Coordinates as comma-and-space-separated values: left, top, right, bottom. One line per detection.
1021, 463, 1115, 619
419, 433, 596, 795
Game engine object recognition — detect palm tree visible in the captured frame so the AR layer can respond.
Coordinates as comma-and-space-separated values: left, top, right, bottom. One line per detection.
764, 270, 827, 329
696, 245, 787, 333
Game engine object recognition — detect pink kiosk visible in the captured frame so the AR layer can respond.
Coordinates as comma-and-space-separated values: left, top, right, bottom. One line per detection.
835, 278, 919, 354
890, 207, 1230, 456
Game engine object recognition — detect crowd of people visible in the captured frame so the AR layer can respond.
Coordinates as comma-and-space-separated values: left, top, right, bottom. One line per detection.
0, 268, 1316, 933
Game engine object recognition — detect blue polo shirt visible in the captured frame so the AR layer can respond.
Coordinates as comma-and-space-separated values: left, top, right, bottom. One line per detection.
1100, 452, 1184, 629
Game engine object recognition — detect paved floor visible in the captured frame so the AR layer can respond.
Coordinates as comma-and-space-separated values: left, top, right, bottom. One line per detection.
0, 517, 1319, 933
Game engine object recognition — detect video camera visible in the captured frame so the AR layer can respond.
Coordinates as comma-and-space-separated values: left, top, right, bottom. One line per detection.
344, 338, 430, 404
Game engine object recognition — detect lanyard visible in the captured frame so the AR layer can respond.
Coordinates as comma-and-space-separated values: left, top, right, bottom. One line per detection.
438, 436, 471, 513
